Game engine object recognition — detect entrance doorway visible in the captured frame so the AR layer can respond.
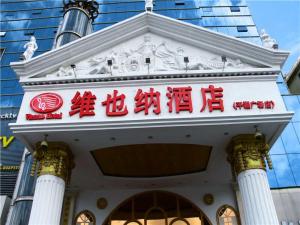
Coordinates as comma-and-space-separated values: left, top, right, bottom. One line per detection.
103, 191, 212, 225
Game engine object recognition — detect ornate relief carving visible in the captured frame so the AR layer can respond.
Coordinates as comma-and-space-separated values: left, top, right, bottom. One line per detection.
37, 34, 254, 79
46, 66, 75, 78
74, 34, 250, 77
31, 142, 74, 182
227, 134, 273, 175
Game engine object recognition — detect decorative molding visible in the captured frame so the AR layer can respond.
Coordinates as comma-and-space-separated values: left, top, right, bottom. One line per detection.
21, 74, 279, 92
10, 113, 293, 135
31, 142, 74, 182
227, 134, 273, 175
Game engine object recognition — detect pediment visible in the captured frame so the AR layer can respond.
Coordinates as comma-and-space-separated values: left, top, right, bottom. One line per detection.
34, 33, 257, 80
11, 12, 289, 84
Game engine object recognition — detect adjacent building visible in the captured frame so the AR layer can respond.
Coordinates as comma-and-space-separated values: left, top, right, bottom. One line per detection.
0, 0, 299, 224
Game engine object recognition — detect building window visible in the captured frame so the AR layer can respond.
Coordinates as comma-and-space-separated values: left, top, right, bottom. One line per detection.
32, 10, 42, 15
24, 30, 35, 36
237, 26, 248, 32
175, 1, 185, 6
75, 210, 95, 225
216, 205, 240, 225
230, 6, 240, 12
202, 7, 213, 12
0, 32, 6, 37
0, 48, 5, 60
105, 191, 212, 225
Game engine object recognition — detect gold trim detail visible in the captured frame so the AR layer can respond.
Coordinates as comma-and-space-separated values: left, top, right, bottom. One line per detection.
227, 134, 273, 175
31, 142, 74, 182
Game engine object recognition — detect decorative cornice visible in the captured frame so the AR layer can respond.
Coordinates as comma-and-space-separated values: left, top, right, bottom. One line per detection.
10, 113, 293, 135
21, 74, 278, 92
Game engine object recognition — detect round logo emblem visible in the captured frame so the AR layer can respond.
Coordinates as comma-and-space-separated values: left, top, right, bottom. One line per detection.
30, 93, 63, 113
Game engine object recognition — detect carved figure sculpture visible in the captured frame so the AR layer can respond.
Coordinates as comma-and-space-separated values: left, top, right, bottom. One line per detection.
260, 29, 278, 49
155, 41, 177, 71
145, 0, 153, 11
22, 36, 38, 60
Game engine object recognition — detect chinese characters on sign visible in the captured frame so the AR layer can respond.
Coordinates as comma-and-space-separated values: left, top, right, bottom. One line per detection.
26, 86, 276, 120
69, 91, 96, 118
233, 100, 275, 110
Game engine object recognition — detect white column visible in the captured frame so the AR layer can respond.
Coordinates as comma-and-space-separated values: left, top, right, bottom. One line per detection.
28, 175, 65, 225
238, 169, 279, 225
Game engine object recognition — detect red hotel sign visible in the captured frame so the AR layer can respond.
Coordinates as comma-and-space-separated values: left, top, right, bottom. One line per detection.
27, 93, 63, 120
25, 86, 275, 120
30, 93, 63, 113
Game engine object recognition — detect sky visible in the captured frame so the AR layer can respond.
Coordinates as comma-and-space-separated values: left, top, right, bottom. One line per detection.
247, 0, 300, 75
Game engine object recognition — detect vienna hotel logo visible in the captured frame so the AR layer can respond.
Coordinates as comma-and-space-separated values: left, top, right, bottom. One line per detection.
26, 93, 63, 120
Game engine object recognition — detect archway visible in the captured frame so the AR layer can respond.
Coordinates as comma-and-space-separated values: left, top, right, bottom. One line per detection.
103, 191, 212, 225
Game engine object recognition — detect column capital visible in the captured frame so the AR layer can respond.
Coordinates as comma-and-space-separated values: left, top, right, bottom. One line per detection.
31, 142, 74, 182
227, 134, 272, 175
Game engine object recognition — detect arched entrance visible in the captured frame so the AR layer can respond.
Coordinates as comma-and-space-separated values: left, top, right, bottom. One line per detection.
103, 191, 212, 225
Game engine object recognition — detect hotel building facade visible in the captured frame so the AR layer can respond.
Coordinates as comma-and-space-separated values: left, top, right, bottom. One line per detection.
1, 0, 300, 224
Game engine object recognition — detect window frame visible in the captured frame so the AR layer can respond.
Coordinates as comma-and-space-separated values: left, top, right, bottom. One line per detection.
74, 210, 96, 225
216, 205, 241, 225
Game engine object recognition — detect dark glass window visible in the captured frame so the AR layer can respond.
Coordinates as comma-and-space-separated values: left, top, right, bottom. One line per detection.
230, 6, 240, 12
24, 30, 35, 36
31, 10, 42, 15
175, 1, 185, 6
237, 26, 248, 32
0, 48, 5, 60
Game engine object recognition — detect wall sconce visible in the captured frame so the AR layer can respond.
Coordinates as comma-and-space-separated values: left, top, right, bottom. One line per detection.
184, 56, 189, 72
145, 57, 150, 74
70, 64, 77, 78
40, 134, 48, 151
221, 55, 227, 71
107, 59, 112, 75
254, 125, 263, 140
